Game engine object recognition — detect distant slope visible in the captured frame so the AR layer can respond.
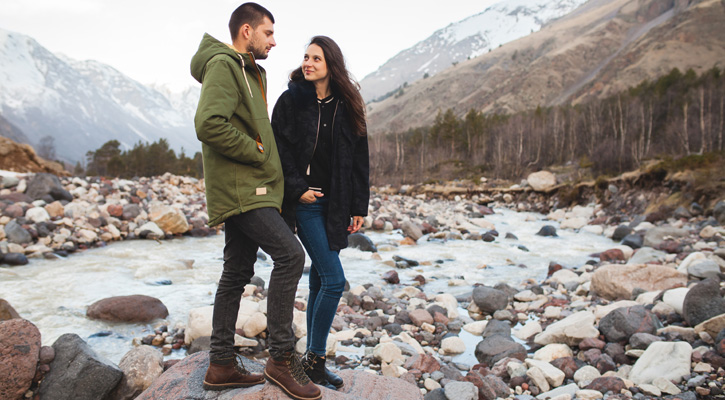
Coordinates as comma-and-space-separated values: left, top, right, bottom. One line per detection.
0, 113, 28, 144
366, 0, 725, 134
0, 28, 200, 162
359, 0, 590, 102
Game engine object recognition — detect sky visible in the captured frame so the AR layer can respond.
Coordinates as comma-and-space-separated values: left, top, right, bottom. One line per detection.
0, 0, 497, 105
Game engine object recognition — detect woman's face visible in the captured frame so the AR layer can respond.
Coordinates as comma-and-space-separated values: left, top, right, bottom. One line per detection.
302, 44, 329, 83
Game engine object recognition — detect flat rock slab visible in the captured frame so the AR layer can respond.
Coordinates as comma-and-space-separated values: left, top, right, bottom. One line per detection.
137, 352, 423, 400
87, 295, 169, 323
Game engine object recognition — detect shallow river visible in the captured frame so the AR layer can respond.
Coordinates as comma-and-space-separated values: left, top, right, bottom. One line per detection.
0, 207, 613, 364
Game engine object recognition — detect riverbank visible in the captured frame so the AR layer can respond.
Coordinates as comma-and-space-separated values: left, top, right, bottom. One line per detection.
1, 168, 725, 399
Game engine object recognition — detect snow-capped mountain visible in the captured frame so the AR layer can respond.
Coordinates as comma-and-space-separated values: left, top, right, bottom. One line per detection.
0, 27, 200, 162
360, 0, 590, 102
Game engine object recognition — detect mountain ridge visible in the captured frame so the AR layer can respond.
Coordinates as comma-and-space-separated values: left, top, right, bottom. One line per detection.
365, 0, 725, 134
0, 27, 200, 163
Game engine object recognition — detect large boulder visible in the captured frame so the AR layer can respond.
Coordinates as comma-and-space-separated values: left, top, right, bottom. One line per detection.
472, 286, 509, 314
590, 264, 686, 300
474, 335, 526, 366
598, 305, 658, 343
682, 278, 725, 327
86, 295, 169, 323
148, 203, 189, 234
37, 333, 123, 400
108, 346, 164, 400
628, 342, 692, 385
136, 351, 423, 399
0, 319, 41, 400
348, 233, 377, 252
527, 171, 557, 191
25, 173, 73, 202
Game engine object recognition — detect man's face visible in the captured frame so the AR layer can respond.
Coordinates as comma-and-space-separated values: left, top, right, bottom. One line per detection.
247, 17, 275, 59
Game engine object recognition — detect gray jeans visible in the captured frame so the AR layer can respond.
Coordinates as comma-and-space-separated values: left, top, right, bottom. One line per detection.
209, 207, 305, 362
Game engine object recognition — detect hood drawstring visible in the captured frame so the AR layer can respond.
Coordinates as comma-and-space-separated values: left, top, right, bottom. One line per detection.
238, 54, 254, 98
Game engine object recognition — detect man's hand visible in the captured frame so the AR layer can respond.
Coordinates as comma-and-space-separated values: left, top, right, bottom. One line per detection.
348, 216, 364, 233
299, 190, 324, 204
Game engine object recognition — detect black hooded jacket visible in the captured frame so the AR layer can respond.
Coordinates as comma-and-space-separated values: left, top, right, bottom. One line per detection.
271, 80, 370, 251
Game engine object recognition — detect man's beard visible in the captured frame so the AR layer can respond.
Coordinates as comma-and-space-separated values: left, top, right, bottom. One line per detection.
248, 36, 268, 60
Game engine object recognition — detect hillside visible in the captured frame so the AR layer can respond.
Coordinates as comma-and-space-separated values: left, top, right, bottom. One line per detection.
359, 0, 589, 102
0, 28, 200, 162
366, 0, 725, 134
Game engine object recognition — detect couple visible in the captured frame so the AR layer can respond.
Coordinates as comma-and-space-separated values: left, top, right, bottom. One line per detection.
190, 2, 369, 400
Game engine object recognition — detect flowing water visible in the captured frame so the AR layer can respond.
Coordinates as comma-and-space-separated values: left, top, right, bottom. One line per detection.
0, 207, 613, 364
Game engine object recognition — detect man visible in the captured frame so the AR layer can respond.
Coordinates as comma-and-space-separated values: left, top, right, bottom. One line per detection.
190, 3, 321, 400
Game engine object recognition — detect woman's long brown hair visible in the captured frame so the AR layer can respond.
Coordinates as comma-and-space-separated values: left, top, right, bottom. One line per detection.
290, 36, 367, 136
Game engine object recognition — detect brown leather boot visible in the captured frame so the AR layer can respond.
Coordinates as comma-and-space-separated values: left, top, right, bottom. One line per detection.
264, 351, 322, 400
203, 355, 265, 390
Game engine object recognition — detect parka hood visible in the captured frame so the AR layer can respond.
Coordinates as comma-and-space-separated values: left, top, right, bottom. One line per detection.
190, 33, 241, 83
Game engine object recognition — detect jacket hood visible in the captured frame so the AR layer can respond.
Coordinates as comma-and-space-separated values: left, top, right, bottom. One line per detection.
190, 33, 241, 83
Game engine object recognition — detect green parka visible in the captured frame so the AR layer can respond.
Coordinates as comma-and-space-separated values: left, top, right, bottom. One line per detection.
190, 33, 283, 226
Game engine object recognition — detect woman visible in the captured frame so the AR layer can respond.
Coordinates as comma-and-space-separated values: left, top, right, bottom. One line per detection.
271, 36, 369, 390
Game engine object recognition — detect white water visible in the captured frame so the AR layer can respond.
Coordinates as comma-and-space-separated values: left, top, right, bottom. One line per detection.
0, 207, 613, 364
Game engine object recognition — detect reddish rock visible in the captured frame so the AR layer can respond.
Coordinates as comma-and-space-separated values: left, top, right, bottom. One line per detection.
400, 237, 416, 246
87, 295, 169, 323
412, 275, 426, 285
107, 204, 124, 218
38, 346, 54, 364
421, 222, 438, 234
433, 311, 449, 325
585, 376, 625, 394
404, 354, 441, 374
0, 299, 20, 321
3, 204, 24, 218
136, 352, 424, 399
547, 263, 563, 277
372, 219, 385, 230
550, 357, 579, 379
599, 249, 625, 262
408, 309, 434, 326
0, 319, 42, 400
579, 338, 606, 351
381, 270, 399, 284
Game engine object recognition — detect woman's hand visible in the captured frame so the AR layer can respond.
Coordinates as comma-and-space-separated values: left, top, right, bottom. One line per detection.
299, 190, 324, 204
347, 216, 364, 233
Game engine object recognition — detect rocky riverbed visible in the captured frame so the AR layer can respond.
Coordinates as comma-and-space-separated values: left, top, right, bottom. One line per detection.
1, 170, 725, 400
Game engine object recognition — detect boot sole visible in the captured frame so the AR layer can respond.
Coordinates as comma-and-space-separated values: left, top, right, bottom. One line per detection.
202, 378, 265, 390
263, 370, 322, 400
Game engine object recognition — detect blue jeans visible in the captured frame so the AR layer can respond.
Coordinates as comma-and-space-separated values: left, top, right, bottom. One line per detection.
210, 207, 305, 362
296, 198, 346, 356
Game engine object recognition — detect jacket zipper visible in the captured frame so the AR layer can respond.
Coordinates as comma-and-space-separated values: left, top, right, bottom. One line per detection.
306, 101, 323, 176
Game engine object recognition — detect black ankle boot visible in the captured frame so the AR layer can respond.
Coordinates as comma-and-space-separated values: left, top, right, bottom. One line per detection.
303, 351, 338, 390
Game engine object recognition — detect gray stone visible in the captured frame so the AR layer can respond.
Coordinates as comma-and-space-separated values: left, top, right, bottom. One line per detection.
424, 388, 447, 400
628, 247, 667, 265
535, 383, 579, 400
475, 335, 526, 366
443, 381, 477, 400
401, 221, 424, 241
1, 252, 29, 266
26, 173, 73, 202
714, 201, 725, 225
536, 225, 558, 237
482, 319, 512, 338
472, 286, 509, 314
0, 175, 19, 189
682, 278, 725, 327
38, 333, 123, 400
688, 260, 721, 280
643, 227, 688, 248
598, 305, 657, 343
621, 234, 643, 249
5, 219, 32, 245
108, 345, 164, 400
612, 225, 633, 242
629, 332, 662, 350
348, 233, 377, 252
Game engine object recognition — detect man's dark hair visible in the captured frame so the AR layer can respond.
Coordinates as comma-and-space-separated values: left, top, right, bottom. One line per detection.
229, 3, 274, 41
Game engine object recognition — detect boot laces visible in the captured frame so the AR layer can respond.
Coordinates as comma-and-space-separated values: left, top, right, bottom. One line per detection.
233, 354, 251, 375
287, 353, 311, 385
